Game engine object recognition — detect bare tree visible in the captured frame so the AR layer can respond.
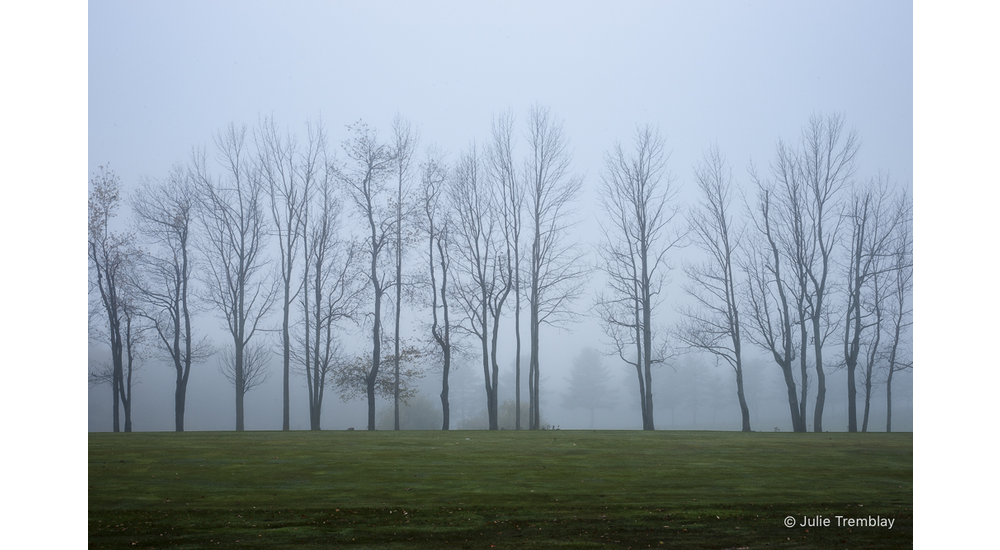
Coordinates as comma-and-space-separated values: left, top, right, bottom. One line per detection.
298, 146, 363, 431
338, 121, 396, 430
419, 147, 455, 429
884, 191, 912, 432
743, 175, 805, 432
679, 143, 750, 431
596, 125, 679, 430
742, 114, 857, 433
194, 123, 277, 432
391, 115, 418, 430
769, 140, 814, 429
450, 144, 512, 430
842, 174, 898, 432
797, 113, 858, 432
90, 286, 147, 432
89, 165, 138, 432
525, 105, 586, 430
485, 109, 526, 429
257, 115, 310, 431
130, 164, 210, 431
859, 265, 886, 433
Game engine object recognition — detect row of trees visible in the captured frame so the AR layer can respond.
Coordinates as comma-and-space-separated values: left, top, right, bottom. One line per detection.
89, 109, 911, 433
89, 106, 587, 432
676, 114, 912, 432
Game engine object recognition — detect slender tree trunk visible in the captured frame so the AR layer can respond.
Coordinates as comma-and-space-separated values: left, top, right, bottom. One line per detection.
394, 193, 402, 431
529, 303, 540, 430
529, 230, 541, 429
812, 317, 826, 432
175, 375, 186, 432
641, 254, 655, 431
394, 267, 401, 431
798, 317, 808, 428
735, 366, 751, 432
282, 298, 291, 431
846, 344, 858, 429
732, 291, 750, 432
120, 355, 132, 432
112, 347, 122, 432
440, 297, 451, 431
861, 387, 871, 432
779, 361, 802, 431
480, 288, 497, 430
179, 245, 193, 432
634, 362, 647, 429
435, 235, 452, 430
235, 340, 245, 432
368, 286, 382, 431
885, 307, 904, 433
885, 367, 893, 433
514, 261, 522, 430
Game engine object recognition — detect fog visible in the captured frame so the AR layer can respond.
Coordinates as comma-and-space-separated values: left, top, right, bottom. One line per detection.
87, 1, 913, 433
88, 336, 912, 432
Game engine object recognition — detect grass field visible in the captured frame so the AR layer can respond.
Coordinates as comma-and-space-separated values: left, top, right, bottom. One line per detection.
89, 430, 911, 548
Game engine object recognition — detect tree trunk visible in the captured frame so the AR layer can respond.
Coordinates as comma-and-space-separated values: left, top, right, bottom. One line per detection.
885, 367, 893, 433
282, 300, 290, 431
735, 361, 751, 432
862, 373, 872, 433
440, 356, 450, 430
514, 279, 522, 430
481, 293, 497, 430
634, 362, 647, 430
812, 316, 826, 432
368, 288, 382, 431
847, 360, 857, 432
798, 318, 808, 428
235, 340, 245, 432
779, 361, 803, 432
112, 355, 121, 432
529, 278, 540, 430
394, 218, 402, 431
642, 298, 654, 431
175, 378, 187, 432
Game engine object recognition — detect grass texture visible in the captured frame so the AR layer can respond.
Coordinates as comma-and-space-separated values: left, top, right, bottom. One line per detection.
89, 430, 911, 548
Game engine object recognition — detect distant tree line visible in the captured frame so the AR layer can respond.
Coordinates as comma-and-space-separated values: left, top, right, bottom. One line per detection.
89, 108, 911, 433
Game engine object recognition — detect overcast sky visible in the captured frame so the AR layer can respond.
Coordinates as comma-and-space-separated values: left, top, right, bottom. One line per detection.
88, 0, 913, 190
83, 0, 917, 433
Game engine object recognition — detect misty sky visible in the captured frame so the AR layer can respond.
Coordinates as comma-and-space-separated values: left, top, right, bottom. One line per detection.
80, 0, 924, 433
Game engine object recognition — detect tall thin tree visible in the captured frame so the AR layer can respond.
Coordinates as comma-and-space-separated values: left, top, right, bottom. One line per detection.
299, 142, 363, 431
525, 105, 585, 430
744, 177, 805, 432
257, 116, 310, 431
89, 165, 135, 432
194, 124, 277, 431
130, 164, 209, 431
339, 121, 396, 431
485, 110, 525, 429
596, 125, 679, 430
842, 174, 897, 432
799, 113, 858, 432
391, 115, 418, 430
450, 144, 511, 430
680, 144, 750, 431
420, 148, 454, 429
884, 191, 912, 432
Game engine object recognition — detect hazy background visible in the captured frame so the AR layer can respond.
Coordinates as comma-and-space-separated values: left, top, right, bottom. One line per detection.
85, 0, 914, 433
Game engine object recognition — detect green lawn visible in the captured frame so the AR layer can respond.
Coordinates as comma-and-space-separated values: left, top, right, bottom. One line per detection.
89, 430, 911, 548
